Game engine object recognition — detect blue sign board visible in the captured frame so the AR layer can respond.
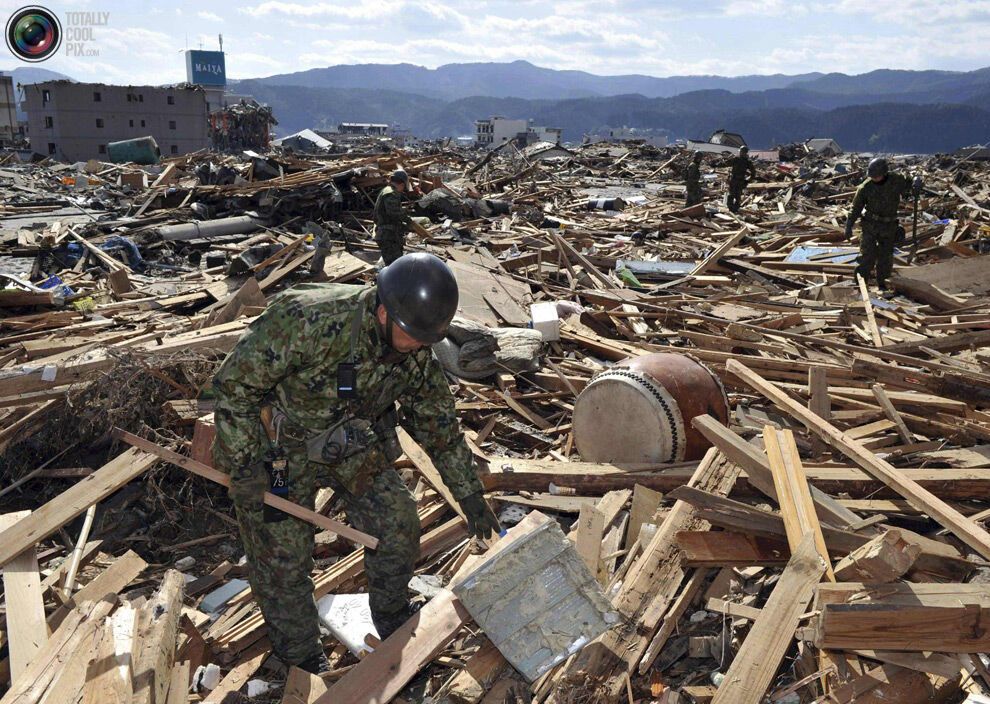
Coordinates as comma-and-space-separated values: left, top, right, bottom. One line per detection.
186, 50, 226, 86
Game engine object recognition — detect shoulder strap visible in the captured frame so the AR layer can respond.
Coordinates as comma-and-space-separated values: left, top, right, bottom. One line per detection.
348, 287, 374, 364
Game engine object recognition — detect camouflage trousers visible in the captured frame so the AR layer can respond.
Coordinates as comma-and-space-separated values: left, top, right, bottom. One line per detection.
855, 221, 898, 288
375, 227, 405, 265
231, 442, 420, 665
685, 184, 703, 207
727, 180, 746, 213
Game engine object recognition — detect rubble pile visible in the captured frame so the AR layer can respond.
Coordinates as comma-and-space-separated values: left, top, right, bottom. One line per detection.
1, 140, 990, 703
209, 100, 279, 153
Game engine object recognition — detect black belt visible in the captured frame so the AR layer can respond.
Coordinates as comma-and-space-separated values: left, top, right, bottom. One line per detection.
863, 214, 898, 224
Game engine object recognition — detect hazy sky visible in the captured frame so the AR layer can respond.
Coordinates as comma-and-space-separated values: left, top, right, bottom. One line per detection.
2, 0, 989, 84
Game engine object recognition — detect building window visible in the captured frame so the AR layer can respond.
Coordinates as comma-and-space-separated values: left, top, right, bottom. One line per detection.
94, 91, 101, 102
170, 145, 178, 155
127, 94, 132, 102
47, 142, 56, 154
140, 119, 146, 127
167, 95, 174, 105
42, 89, 50, 104
96, 118, 104, 128
98, 144, 106, 154
138, 94, 144, 102
169, 120, 176, 130
44, 116, 53, 128
129, 119, 134, 127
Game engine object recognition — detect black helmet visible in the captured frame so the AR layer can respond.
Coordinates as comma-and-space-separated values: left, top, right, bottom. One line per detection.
693, 151, 702, 162
390, 169, 409, 185
377, 253, 458, 344
739, 146, 749, 155
867, 157, 889, 178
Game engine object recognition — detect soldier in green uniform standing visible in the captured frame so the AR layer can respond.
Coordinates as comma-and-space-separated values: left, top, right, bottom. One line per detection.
685, 151, 703, 207
845, 157, 921, 290
373, 170, 414, 265
212, 253, 500, 674
727, 146, 756, 213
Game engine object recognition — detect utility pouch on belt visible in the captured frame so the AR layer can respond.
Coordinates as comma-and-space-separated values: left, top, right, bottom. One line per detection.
374, 407, 402, 464
306, 418, 375, 465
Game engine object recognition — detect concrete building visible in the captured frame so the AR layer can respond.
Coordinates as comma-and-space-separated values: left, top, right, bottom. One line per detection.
475, 116, 563, 149
339, 122, 389, 137
23, 81, 209, 162
475, 116, 527, 148
0, 74, 17, 145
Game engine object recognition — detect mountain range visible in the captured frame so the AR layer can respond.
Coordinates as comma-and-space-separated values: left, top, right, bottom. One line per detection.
6, 60, 990, 153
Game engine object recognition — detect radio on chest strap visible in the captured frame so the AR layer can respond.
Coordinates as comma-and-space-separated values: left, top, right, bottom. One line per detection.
336, 288, 374, 400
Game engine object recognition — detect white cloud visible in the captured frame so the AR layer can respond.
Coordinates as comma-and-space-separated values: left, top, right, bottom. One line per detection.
197, 11, 223, 22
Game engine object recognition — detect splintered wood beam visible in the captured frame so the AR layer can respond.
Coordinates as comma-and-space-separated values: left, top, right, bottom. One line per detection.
727, 359, 990, 562
316, 590, 471, 704
710, 535, 826, 704
0, 511, 48, 680
0, 447, 157, 568
113, 429, 378, 550
763, 427, 835, 582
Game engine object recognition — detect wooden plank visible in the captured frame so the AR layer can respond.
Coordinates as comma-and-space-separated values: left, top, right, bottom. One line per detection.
575, 503, 606, 582
133, 570, 185, 704
625, 484, 663, 549
808, 366, 830, 456
727, 359, 990, 562
816, 585, 990, 652
560, 449, 740, 699
705, 598, 762, 622
202, 642, 270, 703
398, 428, 467, 523
81, 612, 134, 704
710, 535, 826, 704
857, 274, 885, 347
316, 590, 471, 704
49, 550, 148, 630
165, 661, 190, 704
114, 429, 377, 549
871, 384, 915, 444
0, 447, 156, 567
0, 511, 48, 680
764, 427, 835, 581
691, 228, 746, 276
692, 415, 861, 530
676, 530, 789, 567
833, 529, 921, 582
442, 638, 508, 704
638, 568, 710, 672
281, 666, 328, 704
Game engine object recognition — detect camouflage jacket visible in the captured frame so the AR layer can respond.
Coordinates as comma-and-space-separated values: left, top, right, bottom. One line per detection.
373, 186, 412, 237
729, 155, 756, 183
211, 283, 482, 500
849, 173, 912, 224
686, 162, 701, 187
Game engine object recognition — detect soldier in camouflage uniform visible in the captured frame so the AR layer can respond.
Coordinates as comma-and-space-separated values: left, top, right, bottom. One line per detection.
845, 157, 918, 289
685, 151, 703, 207
727, 146, 756, 213
212, 253, 500, 674
373, 170, 414, 265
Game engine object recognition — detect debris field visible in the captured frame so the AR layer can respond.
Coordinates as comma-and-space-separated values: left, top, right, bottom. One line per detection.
1, 140, 990, 704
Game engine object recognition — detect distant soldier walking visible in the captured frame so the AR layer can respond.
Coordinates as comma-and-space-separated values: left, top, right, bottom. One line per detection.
845, 157, 923, 290
685, 151, 703, 207
727, 146, 756, 213
373, 170, 414, 265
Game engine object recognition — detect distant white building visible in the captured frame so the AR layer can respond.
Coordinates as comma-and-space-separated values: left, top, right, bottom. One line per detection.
475, 116, 527, 148
585, 125, 668, 148
805, 137, 843, 156
338, 122, 389, 136
475, 116, 562, 149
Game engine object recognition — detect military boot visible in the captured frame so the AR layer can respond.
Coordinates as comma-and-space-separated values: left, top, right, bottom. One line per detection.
297, 651, 330, 675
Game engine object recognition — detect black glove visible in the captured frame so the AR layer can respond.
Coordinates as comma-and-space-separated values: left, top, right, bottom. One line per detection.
459, 491, 501, 539
844, 220, 854, 239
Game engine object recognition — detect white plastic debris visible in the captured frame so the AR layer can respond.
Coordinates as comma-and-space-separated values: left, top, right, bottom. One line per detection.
192, 663, 221, 691
174, 556, 196, 571
317, 593, 379, 656
246, 679, 274, 697
497, 503, 529, 526
409, 574, 443, 599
